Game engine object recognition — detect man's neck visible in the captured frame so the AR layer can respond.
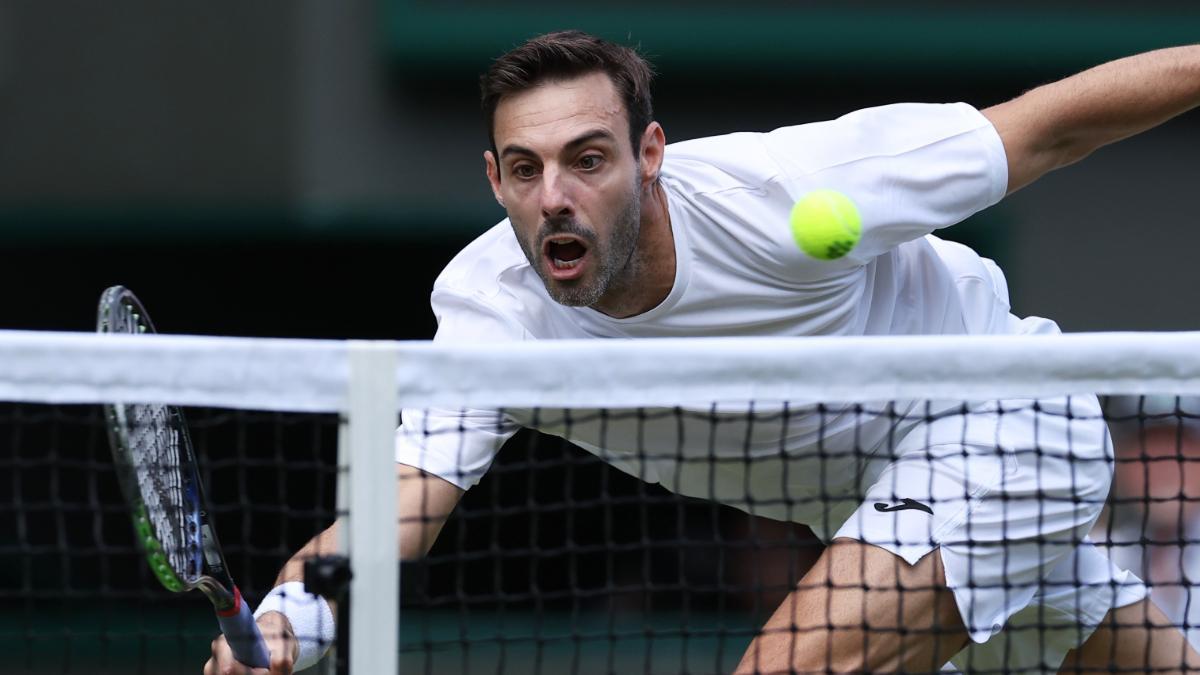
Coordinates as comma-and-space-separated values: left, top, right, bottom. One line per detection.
591, 181, 675, 319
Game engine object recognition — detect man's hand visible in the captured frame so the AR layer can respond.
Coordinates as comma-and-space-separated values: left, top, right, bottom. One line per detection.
203, 611, 298, 675
202, 464, 461, 673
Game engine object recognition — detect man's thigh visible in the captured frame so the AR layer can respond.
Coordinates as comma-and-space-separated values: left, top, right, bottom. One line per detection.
735, 538, 967, 674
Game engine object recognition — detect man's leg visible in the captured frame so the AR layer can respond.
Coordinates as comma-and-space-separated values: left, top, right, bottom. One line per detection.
734, 538, 968, 674
1061, 598, 1200, 674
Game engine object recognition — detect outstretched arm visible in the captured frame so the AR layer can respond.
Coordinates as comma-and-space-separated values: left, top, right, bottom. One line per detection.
204, 463, 463, 674
984, 45, 1200, 194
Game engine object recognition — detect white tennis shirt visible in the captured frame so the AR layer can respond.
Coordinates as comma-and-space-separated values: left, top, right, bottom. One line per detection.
396, 102, 1028, 519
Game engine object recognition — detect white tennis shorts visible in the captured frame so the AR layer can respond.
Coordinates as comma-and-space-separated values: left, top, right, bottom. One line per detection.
833, 393, 1147, 672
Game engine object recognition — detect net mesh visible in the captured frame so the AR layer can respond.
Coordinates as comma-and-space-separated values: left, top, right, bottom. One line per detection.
2, 331, 1200, 673
398, 398, 1146, 674
1, 403, 341, 675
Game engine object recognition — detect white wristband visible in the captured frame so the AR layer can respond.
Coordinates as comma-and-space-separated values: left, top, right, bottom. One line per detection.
254, 581, 336, 671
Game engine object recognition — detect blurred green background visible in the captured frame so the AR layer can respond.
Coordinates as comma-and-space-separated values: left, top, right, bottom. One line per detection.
1, 1, 1198, 335
1, 2, 1198, 673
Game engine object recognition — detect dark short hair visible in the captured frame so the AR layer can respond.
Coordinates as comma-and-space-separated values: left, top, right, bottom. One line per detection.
480, 30, 655, 162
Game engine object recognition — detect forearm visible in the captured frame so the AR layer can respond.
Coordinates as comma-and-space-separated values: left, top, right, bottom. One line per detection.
272, 516, 343, 600
273, 464, 456, 561
275, 521, 342, 585
255, 463, 460, 647
259, 520, 344, 623
1052, 46, 1199, 147
269, 465, 459, 593
987, 45, 1200, 192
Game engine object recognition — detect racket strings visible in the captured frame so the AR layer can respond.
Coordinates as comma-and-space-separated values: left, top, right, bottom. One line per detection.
128, 402, 196, 580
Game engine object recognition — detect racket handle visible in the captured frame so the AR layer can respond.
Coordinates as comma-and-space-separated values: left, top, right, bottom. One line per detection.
216, 586, 271, 668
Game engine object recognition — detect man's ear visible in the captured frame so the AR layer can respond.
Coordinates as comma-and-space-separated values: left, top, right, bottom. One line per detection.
484, 150, 504, 207
638, 122, 666, 192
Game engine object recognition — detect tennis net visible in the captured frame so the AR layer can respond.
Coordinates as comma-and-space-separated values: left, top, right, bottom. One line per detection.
3, 330, 1200, 674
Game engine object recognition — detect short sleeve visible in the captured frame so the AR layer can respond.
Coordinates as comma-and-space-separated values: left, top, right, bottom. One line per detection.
764, 102, 1009, 264
394, 289, 524, 489
395, 407, 516, 490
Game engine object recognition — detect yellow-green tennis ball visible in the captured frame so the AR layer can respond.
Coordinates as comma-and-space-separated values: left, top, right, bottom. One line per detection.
789, 190, 862, 260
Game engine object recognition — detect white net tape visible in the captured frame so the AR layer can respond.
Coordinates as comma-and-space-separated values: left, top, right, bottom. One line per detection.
4, 330, 1200, 410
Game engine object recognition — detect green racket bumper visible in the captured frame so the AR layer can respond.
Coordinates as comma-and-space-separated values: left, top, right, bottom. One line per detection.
133, 504, 185, 592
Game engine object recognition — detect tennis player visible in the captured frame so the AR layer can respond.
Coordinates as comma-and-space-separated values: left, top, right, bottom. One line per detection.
206, 31, 1200, 674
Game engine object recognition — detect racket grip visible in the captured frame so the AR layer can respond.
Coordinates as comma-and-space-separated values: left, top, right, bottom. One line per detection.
216, 586, 271, 668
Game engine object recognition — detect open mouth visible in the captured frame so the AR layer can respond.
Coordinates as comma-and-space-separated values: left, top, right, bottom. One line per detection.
542, 236, 589, 279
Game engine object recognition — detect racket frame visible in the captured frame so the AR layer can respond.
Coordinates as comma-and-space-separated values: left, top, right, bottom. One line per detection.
98, 285, 269, 667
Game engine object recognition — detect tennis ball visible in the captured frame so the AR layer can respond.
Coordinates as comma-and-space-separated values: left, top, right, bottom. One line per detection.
789, 189, 862, 260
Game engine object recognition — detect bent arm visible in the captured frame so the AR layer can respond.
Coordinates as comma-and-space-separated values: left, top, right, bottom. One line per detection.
273, 463, 463, 598
984, 45, 1200, 194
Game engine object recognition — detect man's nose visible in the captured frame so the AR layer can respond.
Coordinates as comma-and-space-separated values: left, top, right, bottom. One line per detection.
539, 167, 574, 219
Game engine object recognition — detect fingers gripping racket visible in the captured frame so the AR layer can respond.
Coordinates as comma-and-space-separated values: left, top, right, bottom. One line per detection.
97, 286, 270, 668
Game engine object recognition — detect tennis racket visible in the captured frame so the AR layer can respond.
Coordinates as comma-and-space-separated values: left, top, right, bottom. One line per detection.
97, 285, 270, 668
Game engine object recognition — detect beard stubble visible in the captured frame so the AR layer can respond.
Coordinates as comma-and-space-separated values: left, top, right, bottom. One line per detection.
516, 178, 643, 308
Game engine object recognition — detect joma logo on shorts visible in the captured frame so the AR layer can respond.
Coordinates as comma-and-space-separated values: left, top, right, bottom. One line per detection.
873, 498, 933, 515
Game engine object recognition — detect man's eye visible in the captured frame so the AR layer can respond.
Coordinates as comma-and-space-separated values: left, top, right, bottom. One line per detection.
578, 155, 603, 170
512, 165, 538, 179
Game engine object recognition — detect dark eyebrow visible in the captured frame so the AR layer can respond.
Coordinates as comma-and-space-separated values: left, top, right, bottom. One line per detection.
561, 129, 617, 153
499, 129, 617, 160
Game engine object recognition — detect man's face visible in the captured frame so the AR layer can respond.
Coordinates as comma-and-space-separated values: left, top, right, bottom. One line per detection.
485, 72, 644, 307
